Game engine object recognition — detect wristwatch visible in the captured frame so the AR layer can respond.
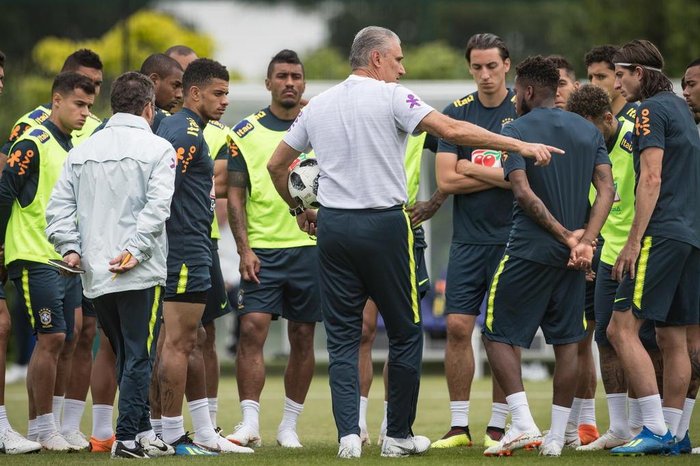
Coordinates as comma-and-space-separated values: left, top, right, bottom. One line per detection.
289, 205, 306, 217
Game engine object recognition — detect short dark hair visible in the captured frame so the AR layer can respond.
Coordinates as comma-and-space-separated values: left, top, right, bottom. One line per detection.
687, 58, 700, 70
111, 71, 155, 115
0, 50, 5, 68
515, 56, 560, 96
613, 39, 672, 99
61, 49, 103, 72
140, 53, 183, 78
547, 55, 576, 80
566, 84, 611, 121
584, 45, 619, 70
465, 33, 509, 63
182, 58, 229, 94
51, 72, 96, 97
165, 45, 196, 57
267, 49, 304, 79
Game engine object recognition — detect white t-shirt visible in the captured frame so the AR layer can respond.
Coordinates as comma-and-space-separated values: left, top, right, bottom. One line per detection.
284, 75, 434, 209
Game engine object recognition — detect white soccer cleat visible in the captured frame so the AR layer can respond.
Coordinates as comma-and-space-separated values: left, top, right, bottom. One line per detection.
0, 429, 42, 454
576, 429, 630, 451
276, 429, 303, 448
38, 431, 79, 452
61, 429, 90, 450
381, 435, 431, 457
337, 434, 362, 459
225, 423, 261, 448
198, 435, 254, 454
139, 435, 174, 457
564, 432, 580, 448
539, 440, 563, 457
483, 427, 543, 456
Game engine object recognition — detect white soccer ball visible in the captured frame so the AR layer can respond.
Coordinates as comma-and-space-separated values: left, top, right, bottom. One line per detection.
288, 156, 320, 209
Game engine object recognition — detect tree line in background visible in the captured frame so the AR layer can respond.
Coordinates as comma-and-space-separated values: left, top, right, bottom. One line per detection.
1, 0, 699, 132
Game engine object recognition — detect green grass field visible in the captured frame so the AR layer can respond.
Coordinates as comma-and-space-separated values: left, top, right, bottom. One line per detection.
2, 372, 698, 464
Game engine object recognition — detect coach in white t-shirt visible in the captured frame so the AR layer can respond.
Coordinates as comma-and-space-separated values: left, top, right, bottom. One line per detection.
267, 26, 562, 459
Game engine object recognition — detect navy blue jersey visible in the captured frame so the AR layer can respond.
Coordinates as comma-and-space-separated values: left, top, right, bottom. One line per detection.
503, 107, 610, 268
156, 108, 214, 268
633, 91, 700, 248
152, 107, 171, 133
438, 91, 517, 244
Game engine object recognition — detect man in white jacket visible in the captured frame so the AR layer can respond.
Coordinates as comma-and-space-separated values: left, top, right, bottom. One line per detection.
45, 72, 176, 459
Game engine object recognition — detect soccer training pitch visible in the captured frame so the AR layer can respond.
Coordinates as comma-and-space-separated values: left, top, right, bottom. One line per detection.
2, 372, 697, 464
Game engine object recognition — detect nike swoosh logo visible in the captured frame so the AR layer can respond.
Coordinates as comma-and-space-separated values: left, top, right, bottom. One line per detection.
220, 299, 228, 310
614, 298, 626, 303
418, 278, 429, 286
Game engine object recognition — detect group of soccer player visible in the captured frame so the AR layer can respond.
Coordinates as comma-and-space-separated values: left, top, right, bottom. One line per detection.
0, 26, 698, 460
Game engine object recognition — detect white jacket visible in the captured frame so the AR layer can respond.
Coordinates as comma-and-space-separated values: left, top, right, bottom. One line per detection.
46, 113, 176, 299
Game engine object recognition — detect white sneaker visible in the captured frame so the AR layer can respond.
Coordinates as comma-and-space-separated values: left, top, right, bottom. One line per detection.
338, 434, 362, 459
277, 429, 302, 448
0, 429, 42, 454
139, 435, 174, 457
360, 427, 370, 447
38, 431, 79, 452
692, 446, 700, 454
483, 427, 543, 456
197, 435, 254, 454
576, 429, 630, 451
381, 435, 431, 457
61, 429, 90, 450
225, 423, 261, 448
564, 432, 580, 448
539, 440, 563, 457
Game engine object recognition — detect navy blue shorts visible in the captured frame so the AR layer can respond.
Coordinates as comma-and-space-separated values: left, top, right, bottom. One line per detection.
613, 237, 700, 326
413, 226, 430, 297
584, 240, 603, 322
445, 243, 506, 315
238, 246, 321, 323
165, 263, 211, 300
202, 241, 232, 325
483, 255, 587, 348
594, 261, 658, 349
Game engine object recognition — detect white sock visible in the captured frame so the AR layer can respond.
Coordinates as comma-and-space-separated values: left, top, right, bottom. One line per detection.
506, 392, 537, 432
579, 398, 596, 426
27, 418, 38, 440
638, 394, 666, 435
208, 398, 218, 428
606, 393, 631, 438
279, 397, 304, 432
488, 402, 509, 429
122, 439, 137, 448
0, 406, 10, 432
161, 415, 184, 445
358, 396, 368, 431
61, 399, 85, 434
449, 400, 469, 427
677, 398, 695, 439
628, 398, 643, 432
92, 404, 114, 440
189, 398, 217, 441
662, 406, 683, 438
150, 418, 162, 436
37, 412, 58, 439
566, 398, 583, 436
136, 429, 157, 442
240, 399, 260, 431
547, 405, 571, 445
52, 395, 64, 429
380, 401, 387, 435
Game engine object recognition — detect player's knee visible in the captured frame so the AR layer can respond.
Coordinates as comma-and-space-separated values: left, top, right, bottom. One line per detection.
288, 322, 315, 351
37, 332, 66, 353
446, 318, 473, 344
238, 316, 269, 347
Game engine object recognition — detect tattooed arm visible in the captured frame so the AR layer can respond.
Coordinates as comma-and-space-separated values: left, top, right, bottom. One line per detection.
227, 169, 260, 284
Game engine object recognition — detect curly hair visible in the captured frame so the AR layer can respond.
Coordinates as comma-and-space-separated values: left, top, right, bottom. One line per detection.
566, 84, 611, 121
515, 56, 559, 96
584, 45, 619, 69
613, 39, 672, 99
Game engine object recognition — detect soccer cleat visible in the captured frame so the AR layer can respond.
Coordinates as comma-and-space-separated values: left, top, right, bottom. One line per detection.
675, 431, 692, 454
62, 429, 90, 450
338, 434, 362, 459
484, 426, 505, 448
692, 446, 700, 454
483, 427, 543, 457
610, 426, 673, 456
196, 435, 254, 454
381, 435, 431, 457
38, 431, 79, 452
172, 433, 218, 456
539, 440, 563, 457
138, 435, 174, 457
111, 440, 149, 459
576, 429, 630, 451
578, 423, 600, 445
431, 426, 472, 448
276, 429, 303, 448
225, 423, 261, 448
89, 434, 116, 452
0, 429, 42, 454
564, 431, 581, 448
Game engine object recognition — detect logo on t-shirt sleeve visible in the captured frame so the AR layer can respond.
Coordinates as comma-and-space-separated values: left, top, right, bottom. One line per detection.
405, 94, 421, 109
